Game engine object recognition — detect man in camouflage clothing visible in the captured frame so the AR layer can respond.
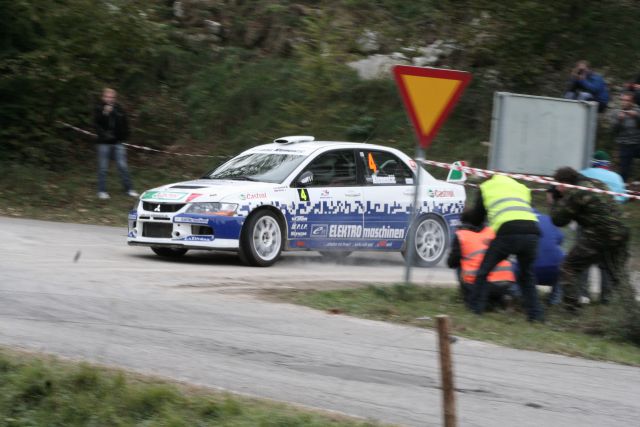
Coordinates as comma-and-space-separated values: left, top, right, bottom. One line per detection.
548, 167, 630, 309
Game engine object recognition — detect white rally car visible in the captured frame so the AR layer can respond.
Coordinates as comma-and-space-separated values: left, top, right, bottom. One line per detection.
128, 136, 465, 267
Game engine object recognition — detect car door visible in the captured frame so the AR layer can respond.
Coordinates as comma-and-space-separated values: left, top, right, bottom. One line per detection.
358, 149, 415, 250
288, 149, 364, 250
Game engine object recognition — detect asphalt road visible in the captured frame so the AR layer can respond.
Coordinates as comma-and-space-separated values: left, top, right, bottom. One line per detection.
1, 216, 639, 426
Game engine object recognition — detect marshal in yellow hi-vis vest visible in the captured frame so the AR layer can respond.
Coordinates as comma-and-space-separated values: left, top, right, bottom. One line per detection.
480, 175, 537, 232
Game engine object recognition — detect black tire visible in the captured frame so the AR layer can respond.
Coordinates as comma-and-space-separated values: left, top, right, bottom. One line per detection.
238, 210, 284, 267
318, 251, 352, 260
402, 214, 449, 267
151, 247, 188, 258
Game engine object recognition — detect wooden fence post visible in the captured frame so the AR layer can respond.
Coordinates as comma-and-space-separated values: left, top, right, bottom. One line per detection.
436, 315, 457, 427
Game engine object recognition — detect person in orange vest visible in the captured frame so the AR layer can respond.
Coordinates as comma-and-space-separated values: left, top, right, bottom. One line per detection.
447, 209, 517, 310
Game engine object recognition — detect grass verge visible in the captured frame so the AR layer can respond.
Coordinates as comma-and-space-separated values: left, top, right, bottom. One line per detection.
275, 284, 640, 366
0, 348, 381, 427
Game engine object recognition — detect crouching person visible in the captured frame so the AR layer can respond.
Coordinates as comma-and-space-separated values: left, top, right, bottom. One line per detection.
448, 210, 517, 311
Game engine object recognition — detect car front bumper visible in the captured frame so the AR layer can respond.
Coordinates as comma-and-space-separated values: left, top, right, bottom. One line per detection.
127, 210, 244, 250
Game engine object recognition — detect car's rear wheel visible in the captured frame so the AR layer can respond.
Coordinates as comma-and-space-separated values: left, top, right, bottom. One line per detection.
318, 251, 352, 260
151, 247, 188, 258
239, 210, 283, 267
402, 214, 448, 267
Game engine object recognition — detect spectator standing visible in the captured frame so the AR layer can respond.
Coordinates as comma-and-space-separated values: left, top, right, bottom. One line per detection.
447, 210, 517, 311
94, 88, 138, 199
564, 60, 609, 113
466, 175, 543, 322
548, 167, 629, 311
609, 92, 640, 183
626, 73, 640, 106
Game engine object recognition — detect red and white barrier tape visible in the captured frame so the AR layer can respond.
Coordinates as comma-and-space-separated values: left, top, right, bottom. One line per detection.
57, 121, 226, 159
57, 120, 639, 199
418, 159, 640, 201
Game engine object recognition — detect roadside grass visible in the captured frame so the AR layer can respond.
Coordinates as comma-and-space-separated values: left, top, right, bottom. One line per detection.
0, 348, 382, 427
0, 153, 214, 227
275, 285, 640, 366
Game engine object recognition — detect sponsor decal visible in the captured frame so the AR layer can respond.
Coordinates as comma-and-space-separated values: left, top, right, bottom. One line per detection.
328, 224, 405, 239
297, 188, 310, 202
240, 192, 267, 200
372, 175, 397, 184
409, 160, 417, 170
142, 191, 188, 201
291, 223, 308, 231
320, 189, 331, 198
405, 178, 414, 185
428, 189, 455, 198
329, 224, 362, 238
185, 235, 214, 241
290, 231, 308, 237
273, 186, 287, 193
291, 215, 308, 222
174, 216, 209, 224
186, 193, 203, 202
128, 211, 137, 220
311, 224, 328, 237
127, 231, 136, 238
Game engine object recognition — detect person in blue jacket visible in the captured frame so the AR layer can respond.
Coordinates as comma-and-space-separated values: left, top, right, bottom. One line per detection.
533, 209, 565, 305
513, 209, 565, 305
581, 150, 627, 202
564, 60, 609, 113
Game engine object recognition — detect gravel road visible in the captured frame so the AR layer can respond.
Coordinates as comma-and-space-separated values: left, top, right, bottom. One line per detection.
1, 216, 639, 426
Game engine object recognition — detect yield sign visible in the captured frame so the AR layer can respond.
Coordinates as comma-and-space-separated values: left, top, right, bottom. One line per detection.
393, 65, 472, 149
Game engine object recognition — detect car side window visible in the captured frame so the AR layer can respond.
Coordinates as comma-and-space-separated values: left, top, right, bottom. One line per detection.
298, 150, 358, 187
358, 150, 414, 186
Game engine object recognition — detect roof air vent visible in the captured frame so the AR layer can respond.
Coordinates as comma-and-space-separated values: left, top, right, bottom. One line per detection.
273, 135, 315, 144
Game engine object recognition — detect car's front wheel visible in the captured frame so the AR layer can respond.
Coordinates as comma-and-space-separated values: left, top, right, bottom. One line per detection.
402, 214, 448, 267
239, 210, 283, 267
151, 247, 188, 258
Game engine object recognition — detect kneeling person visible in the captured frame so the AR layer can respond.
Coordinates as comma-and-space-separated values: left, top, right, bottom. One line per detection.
448, 210, 517, 310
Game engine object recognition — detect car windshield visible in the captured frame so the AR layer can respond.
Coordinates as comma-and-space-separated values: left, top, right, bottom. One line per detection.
204, 152, 307, 183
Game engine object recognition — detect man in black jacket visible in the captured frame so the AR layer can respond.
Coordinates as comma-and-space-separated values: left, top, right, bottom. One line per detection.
94, 88, 138, 199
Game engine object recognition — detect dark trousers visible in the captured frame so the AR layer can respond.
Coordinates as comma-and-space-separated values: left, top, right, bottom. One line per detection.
97, 143, 132, 193
461, 281, 514, 311
472, 233, 543, 321
560, 236, 629, 306
619, 143, 640, 182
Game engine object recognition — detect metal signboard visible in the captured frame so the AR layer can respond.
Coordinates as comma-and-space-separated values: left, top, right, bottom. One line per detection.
489, 92, 598, 176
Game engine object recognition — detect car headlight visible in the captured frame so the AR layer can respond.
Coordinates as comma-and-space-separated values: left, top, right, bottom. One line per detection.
184, 202, 238, 216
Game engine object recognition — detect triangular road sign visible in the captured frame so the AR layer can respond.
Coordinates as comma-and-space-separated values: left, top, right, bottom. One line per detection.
393, 65, 472, 149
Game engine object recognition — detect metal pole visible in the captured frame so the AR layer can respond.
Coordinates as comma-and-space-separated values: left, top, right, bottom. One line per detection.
403, 146, 425, 283
437, 315, 457, 427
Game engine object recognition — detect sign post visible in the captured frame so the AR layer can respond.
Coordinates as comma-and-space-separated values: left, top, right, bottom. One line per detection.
392, 65, 471, 283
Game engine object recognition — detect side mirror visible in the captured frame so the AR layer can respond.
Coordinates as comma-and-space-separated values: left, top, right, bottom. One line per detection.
297, 171, 314, 186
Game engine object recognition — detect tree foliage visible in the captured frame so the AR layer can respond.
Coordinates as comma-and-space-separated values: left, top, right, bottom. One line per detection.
0, 0, 170, 166
5, 0, 640, 168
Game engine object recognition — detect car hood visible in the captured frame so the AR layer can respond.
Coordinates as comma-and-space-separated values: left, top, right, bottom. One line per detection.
140, 179, 283, 203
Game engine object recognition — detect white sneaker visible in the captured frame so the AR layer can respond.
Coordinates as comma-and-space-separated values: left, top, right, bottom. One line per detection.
578, 296, 591, 305
97, 192, 111, 200
127, 190, 139, 197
